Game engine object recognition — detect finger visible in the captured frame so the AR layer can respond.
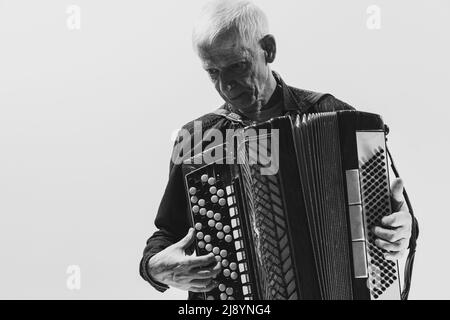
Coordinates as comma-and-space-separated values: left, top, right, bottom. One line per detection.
390, 178, 405, 212
177, 228, 195, 249
189, 278, 215, 288
384, 250, 406, 261
184, 253, 217, 269
372, 226, 409, 243
375, 238, 409, 252
190, 280, 218, 293
191, 261, 222, 279
381, 211, 411, 228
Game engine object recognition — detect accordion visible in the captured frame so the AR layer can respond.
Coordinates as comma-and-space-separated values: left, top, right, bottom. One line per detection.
182, 110, 401, 300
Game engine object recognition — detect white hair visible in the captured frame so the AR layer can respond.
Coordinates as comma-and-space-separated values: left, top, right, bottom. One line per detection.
192, 0, 269, 53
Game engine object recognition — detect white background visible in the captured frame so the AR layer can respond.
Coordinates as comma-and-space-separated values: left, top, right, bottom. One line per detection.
0, 0, 448, 299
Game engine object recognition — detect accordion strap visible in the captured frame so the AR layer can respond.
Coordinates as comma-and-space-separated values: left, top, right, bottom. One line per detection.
386, 147, 419, 300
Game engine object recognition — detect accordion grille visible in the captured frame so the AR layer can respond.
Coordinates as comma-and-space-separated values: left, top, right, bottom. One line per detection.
239, 139, 298, 300
360, 148, 399, 299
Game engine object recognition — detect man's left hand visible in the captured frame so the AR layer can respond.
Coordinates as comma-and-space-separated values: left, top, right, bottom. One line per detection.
372, 178, 412, 260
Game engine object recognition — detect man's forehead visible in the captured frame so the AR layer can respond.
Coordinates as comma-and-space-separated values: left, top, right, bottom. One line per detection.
198, 33, 255, 67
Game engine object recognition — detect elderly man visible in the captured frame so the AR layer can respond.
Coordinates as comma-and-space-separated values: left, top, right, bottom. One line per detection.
140, 0, 417, 300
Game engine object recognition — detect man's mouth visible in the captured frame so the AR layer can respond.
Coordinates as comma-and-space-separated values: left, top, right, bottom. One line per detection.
229, 92, 245, 100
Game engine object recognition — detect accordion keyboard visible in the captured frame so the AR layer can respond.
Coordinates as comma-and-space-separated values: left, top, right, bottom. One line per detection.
185, 165, 255, 300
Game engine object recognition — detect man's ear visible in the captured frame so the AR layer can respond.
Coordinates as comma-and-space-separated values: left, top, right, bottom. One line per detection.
260, 34, 276, 64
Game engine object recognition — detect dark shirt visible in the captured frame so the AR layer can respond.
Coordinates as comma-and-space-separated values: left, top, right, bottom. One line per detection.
139, 71, 356, 299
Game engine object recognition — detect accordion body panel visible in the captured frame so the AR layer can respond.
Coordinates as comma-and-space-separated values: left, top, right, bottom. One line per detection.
182, 111, 401, 300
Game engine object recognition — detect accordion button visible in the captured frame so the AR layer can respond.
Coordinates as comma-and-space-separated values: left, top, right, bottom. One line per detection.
228, 296, 235, 300
217, 189, 225, 197
220, 249, 228, 258
205, 244, 213, 252
204, 235, 211, 243
206, 295, 215, 300
209, 186, 217, 194
192, 206, 200, 213
218, 198, 226, 206
198, 199, 206, 207
196, 232, 204, 240
231, 272, 238, 280
229, 262, 237, 270
201, 174, 208, 183
219, 284, 226, 292
198, 241, 205, 249
217, 231, 225, 239
222, 259, 229, 267
216, 222, 223, 231
214, 213, 222, 221
208, 219, 215, 227
211, 195, 219, 203
199, 208, 207, 215
208, 177, 216, 185
215, 255, 222, 262
220, 293, 227, 300
207, 210, 214, 218
223, 269, 231, 277
225, 235, 233, 243
190, 196, 198, 204
223, 225, 231, 233
194, 223, 202, 230
226, 288, 233, 295
189, 187, 197, 195
213, 247, 220, 255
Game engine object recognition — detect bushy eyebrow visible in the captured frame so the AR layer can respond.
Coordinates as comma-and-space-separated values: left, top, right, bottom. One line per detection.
203, 59, 248, 71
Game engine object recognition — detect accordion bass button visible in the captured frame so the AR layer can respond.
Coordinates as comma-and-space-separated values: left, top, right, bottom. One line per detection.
205, 244, 213, 252
222, 259, 229, 267
209, 186, 217, 194
206, 295, 215, 300
220, 293, 227, 300
204, 235, 211, 243
198, 199, 205, 207
215, 255, 222, 262
213, 247, 220, 255
223, 225, 231, 233
218, 198, 226, 206
223, 269, 231, 277
196, 232, 204, 240
208, 219, 215, 227
201, 174, 208, 183
225, 235, 232, 242
217, 231, 225, 239
230, 272, 238, 280
192, 206, 200, 213
194, 223, 202, 230
217, 189, 225, 197
220, 250, 228, 258
216, 223, 223, 231
208, 177, 216, 185
207, 210, 214, 218
198, 241, 205, 249
219, 284, 226, 292
214, 213, 222, 221
199, 208, 206, 216
211, 195, 219, 203
190, 196, 198, 203
228, 296, 235, 300
189, 187, 197, 195
229, 262, 237, 270
226, 288, 233, 295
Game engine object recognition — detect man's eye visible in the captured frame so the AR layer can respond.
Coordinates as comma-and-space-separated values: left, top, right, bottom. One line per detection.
207, 69, 219, 77
231, 62, 247, 72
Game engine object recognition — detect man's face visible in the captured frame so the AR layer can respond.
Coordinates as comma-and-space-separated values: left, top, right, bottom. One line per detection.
198, 30, 272, 111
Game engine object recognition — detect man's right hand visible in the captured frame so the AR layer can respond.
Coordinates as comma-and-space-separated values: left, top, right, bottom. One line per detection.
147, 228, 221, 292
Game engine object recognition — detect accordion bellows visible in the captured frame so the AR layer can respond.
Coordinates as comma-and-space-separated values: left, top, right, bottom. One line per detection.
182, 111, 401, 300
